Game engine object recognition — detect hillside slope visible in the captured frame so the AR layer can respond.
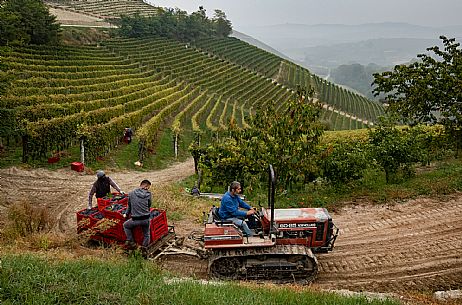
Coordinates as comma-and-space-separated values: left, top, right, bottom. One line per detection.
45, 0, 384, 125
1, 1, 385, 164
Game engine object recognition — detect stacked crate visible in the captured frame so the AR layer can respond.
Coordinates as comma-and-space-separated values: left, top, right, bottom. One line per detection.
76, 193, 169, 247
133, 209, 169, 245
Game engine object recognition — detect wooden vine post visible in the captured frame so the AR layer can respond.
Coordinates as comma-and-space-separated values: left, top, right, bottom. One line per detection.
172, 124, 181, 159
138, 140, 145, 163
174, 133, 179, 159
80, 136, 85, 165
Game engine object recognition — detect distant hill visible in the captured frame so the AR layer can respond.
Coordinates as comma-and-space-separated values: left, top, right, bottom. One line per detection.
330, 63, 389, 100
302, 37, 439, 68
239, 22, 462, 66
239, 22, 462, 49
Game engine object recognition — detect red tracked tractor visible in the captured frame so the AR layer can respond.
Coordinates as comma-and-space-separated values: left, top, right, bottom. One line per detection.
77, 165, 337, 284
203, 165, 338, 284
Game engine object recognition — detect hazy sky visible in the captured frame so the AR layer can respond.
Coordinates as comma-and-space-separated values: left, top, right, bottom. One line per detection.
148, 0, 462, 29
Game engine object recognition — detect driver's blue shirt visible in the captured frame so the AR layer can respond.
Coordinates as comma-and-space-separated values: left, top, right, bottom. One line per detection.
218, 191, 251, 219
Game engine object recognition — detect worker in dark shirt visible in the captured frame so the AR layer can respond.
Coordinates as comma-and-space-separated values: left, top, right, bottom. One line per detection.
124, 127, 133, 144
123, 179, 152, 249
88, 170, 123, 210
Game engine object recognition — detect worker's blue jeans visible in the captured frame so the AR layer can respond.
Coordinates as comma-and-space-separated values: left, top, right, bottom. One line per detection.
227, 217, 253, 237
123, 218, 150, 247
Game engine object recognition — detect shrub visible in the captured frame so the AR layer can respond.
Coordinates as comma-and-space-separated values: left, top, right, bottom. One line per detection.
321, 141, 369, 185
369, 121, 425, 183
3, 201, 54, 240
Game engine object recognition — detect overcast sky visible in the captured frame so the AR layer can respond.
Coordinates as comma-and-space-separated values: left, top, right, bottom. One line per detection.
148, 0, 462, 29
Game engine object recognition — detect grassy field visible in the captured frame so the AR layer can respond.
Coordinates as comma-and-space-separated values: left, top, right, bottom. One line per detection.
0, 254, 398, 305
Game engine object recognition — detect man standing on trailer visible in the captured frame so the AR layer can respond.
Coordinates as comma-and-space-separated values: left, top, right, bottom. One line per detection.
88, 170, 123, 210
123, 180, 152, 250
218, 181, 255, 237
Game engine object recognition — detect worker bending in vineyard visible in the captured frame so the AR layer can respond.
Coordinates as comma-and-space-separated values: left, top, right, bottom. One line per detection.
218, 181, 255, 237
123, 179, 152, 250
88, 170, 123, 209
123, 127, 133, 144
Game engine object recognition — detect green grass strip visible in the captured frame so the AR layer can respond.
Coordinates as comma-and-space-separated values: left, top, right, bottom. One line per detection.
0, 254, 398, 305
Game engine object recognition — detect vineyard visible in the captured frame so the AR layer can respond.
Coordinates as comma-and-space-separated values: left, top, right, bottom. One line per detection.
193, 37, 385, 127
0, 32, 385, 164
46, 0, 159, 19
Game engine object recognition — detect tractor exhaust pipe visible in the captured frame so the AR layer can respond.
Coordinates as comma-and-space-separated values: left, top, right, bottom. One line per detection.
268, 165, 276, 234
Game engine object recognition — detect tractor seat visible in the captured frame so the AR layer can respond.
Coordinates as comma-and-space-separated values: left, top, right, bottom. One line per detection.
210, 206, 232, 225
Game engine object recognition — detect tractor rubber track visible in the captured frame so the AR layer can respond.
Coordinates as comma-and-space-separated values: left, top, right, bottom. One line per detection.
208, 244, 318, 284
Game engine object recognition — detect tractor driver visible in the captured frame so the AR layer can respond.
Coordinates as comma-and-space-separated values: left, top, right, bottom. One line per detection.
218, 181, 255, 237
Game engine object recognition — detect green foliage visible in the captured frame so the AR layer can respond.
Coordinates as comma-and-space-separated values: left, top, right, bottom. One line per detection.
368, 118, 425, 183
118, 6, 232, 41
0, 254, 398, 305
0, 0, 60, 46
321, 140, 370, 185
0, 52, 14, 96
191, 89, 325, 190
196, 137, 247, 192
373, 36, 462, 131
212, 9, 232, 38
245, 90, 324, 187
409, 124, 453, 165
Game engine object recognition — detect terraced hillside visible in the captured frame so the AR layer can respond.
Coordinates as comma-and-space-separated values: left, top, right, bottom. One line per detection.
0, 41, 376, 162
1, 0, 389, 163
1, 29, 383, 164
193, 37, 385, 127
46, 0, 159, 19
45, 1, 385, 123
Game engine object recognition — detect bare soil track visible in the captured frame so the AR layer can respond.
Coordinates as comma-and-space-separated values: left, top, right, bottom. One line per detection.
1, 161, 461, 294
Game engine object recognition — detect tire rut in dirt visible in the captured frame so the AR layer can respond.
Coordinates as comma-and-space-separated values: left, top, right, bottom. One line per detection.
0, 161, 195, 235
315, 197, 462, 292
159, 254, 208, 279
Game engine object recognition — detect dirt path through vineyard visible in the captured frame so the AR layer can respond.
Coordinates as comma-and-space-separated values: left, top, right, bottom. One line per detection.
0, 160, 196, 232
1, 161, 461, 293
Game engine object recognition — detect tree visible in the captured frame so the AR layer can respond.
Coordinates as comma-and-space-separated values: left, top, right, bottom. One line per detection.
0, 0, 60, 45
372, 36, 462, 134
191, 88, 325, 190
212, 9, 232, 38
242, 88, 324, 188
368, 117, 425, 183
118, 6, 228, 41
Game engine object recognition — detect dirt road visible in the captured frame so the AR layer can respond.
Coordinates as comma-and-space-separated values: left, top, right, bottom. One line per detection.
315, 198, 462, 292
0, 161, 195, 233
1, 161, 461, 293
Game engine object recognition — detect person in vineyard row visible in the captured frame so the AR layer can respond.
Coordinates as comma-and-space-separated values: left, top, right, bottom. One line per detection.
88, 170, 123, 209
124, 127, 133, 144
